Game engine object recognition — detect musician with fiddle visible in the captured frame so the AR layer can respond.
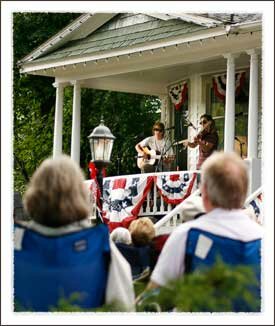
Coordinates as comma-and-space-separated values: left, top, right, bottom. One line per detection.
135, 121, 175, 173
181, 114, 218, 169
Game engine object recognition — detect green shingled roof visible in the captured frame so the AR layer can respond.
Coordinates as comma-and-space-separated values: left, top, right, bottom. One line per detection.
33, 14, 208, 63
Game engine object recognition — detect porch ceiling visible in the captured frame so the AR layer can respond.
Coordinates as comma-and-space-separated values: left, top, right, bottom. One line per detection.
77, 52, 252, 96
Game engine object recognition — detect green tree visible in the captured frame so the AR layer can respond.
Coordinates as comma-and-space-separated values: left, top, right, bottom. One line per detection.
13, 13, 160, 194
13, 13, 81, 193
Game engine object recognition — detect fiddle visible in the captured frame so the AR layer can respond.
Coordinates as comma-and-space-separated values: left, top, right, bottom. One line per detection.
175, 120, 212, 149
193, 121, 212, 142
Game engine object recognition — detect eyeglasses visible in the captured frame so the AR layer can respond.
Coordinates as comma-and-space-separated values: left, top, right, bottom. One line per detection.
199, 120, 208, 125
154, 128, 163, 132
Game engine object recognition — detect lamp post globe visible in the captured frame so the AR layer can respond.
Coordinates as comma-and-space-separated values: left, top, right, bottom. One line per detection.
88, 118, 115, 223
88, 118, 116, 170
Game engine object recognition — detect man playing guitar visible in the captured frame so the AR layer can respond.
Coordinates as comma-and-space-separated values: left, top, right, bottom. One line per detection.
135, 121, 175, 173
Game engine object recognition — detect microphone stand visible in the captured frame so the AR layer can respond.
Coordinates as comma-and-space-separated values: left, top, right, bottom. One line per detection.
155, 129, 174, 172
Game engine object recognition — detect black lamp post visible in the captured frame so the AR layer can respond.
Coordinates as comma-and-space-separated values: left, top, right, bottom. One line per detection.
88, 118, 115, 221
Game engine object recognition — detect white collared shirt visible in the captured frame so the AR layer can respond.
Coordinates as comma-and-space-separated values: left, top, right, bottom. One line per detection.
151, 208, 263, 287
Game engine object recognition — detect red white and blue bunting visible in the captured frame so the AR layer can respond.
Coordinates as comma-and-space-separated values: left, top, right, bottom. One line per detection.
246, 193, 263, 224
99, 172, 197, 232
102, 175, 154, 232
156, 172, 197, 205
212, 71, 246, 101
169, 80, 188, 110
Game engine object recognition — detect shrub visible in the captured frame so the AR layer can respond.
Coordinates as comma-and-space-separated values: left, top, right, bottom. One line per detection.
136, 259, 260, 312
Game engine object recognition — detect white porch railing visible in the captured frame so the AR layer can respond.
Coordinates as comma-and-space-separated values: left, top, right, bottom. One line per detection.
154, 185, 263, 236
85, 170, 200, 223
244, 186, 262, 207
105, 170, 199, 219
85, 174, 262, 233
244, 186, 263, 224
154, 189, 201, 236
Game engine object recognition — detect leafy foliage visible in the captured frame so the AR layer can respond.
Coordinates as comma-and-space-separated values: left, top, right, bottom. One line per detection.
136, 259, 261, 312
49, 293, 124, 312
13, 13, 81, 193
13, 13, 160, 195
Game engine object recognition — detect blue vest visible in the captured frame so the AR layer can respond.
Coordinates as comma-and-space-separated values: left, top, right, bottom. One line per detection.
185, 228, 261, 311
14, 223, 110, 311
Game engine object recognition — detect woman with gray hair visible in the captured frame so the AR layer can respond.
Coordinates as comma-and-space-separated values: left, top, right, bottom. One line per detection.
14, 155, 134, 312
111, 227, 132, 245
23, 155, 90, 227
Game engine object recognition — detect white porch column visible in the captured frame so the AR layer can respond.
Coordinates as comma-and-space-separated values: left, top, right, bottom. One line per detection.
246, 49, 259, 158
159, 95, 169, 125
53, 82, 64, 157
71, 81, 81, 164
223, 54, 238, 152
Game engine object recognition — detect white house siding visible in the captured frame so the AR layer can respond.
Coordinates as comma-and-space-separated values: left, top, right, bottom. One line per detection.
257, 57, 262, 159
258, 104, 262, 159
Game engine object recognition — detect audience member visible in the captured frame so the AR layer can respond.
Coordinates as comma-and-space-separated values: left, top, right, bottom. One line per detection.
129, 217, 156, 246
147, 152, 263, 300
110, 227, 132, 245
114, 217, 157, 279
14, 155, 134, 312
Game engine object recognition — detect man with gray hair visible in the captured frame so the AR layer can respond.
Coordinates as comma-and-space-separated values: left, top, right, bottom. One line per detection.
148, 152, 262, 293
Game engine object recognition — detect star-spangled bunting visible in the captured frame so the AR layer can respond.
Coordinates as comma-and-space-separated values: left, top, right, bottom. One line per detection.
156, 172, 197, 205
102, 175, 154, 232
212, 71, 246, 101
169, 81, 188, 110
101, 173, 197, 231
247, 193, 263, 224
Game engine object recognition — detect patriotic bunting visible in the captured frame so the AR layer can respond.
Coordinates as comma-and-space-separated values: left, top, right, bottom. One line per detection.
169, 81, 188, 110
212, 71, 246, 101
101, 172, 197, 231
156, 172, 197, 205
102, 175, 154, 232
247, 193, 263, 224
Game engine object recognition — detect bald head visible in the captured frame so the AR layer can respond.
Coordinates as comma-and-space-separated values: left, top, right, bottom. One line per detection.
201, 152, 248, 210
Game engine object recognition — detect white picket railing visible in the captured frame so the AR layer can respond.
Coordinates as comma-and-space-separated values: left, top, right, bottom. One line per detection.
85, 175, 263, 233
154, 185, 264, 236
154, 189, 201, 236
244, 186, 263, 224
84, 170, 200, 222
244, 186, 262, 207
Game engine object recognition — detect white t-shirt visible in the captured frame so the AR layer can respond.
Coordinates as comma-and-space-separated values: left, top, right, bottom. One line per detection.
139, 136, 174, 157
151, 208, 263, 287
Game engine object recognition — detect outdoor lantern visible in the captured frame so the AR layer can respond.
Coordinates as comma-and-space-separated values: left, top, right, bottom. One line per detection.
88, 118, 115, 224
88, 118, 116, 169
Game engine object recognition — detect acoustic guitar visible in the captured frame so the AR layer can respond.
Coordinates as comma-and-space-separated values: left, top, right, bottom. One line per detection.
137, 146, 162, 169
137, 146, 175, 170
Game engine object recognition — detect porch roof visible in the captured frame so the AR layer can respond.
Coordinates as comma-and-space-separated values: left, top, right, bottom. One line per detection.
19, 13, 261, 68
18, 13, 262, 96
31, 15, 209, 64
